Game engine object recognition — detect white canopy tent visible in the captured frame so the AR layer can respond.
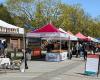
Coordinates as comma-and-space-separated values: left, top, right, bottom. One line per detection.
59, 28, 78, 41
0, 20, 24, 34
58, 28, 78, 59
88, 36, 99, 43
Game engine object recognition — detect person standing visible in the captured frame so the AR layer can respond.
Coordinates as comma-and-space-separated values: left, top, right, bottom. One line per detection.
83, 50, 87, 60
2, 41, 7, 49
75, 42, 80, 58
26, 48, 32, 61
21, 49, 28, 69
82, 43, 87, 60
0, 40, 4, 57
25, 48, 29, 69
79, 44, 82, 57
2, 40, 7, 57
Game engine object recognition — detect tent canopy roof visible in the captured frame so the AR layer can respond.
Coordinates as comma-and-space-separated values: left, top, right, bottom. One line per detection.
75, 32, 90, 41
59, 28, 78, 41
75, 32, 87, 39
0, 20, 18, 28
0, 20, 24, 34
88, 36, 99, 43
27, 23, 68, 38
32, 23, 60, 33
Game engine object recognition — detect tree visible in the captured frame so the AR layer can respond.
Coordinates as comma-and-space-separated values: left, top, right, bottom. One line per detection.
6, 0, 35, 30
5, 0, 100, 37
6, 0, 61, 29
57, 4, 86, 33
6, 0, 34, 20
56, 3, 99, 37
0, 4, 14, 24
32, 0, 61, 28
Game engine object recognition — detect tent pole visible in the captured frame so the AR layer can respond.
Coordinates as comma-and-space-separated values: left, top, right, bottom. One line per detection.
23, 29, 28, 72
68, 36, 71, 59
60, 33, 61, 52
21, 29, 25, 72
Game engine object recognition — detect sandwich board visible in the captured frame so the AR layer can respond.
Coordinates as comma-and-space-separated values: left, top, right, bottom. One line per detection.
84, 54, 100, 76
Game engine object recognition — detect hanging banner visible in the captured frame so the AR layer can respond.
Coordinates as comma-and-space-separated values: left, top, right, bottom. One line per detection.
85, 54, 100, 75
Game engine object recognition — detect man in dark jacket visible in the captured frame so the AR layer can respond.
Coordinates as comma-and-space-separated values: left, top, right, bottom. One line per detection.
0, 40, 4, 56
83, 50, 87, 60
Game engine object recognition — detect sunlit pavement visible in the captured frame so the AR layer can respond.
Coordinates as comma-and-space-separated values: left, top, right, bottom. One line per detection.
0, 57, 99, 80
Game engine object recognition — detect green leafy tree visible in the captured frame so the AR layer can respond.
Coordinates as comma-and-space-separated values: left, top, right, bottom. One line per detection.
5, 0, 100, 37
0, 4, 14, 24
6, 0, 61, 29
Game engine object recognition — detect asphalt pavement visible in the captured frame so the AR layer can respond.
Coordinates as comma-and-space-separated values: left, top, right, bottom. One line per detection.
0, 57, 100, 80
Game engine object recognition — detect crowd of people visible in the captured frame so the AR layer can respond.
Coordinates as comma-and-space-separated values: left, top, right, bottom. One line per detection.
41, 40, 100, 60
71, 41, 100, 60
0, 39, 100, 61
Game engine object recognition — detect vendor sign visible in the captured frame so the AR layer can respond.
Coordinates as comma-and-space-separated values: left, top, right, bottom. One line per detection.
84, 54, 100, 76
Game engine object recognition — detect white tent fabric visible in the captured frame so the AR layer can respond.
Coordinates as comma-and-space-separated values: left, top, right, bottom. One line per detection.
0, 20, 18, 28
0, 20, 24, 34
41, 37, 69, 40
88, 36, 99, 43
27, 32, 68, 38
19, 28, 24, 34
59, 28, 78, 41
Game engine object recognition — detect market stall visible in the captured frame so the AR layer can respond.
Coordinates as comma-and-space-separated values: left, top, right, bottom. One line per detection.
45, 50, 67, 62
27, 23, 69, 61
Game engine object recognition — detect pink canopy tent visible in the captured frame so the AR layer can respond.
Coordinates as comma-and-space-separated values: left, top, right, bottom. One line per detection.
75, 32, 91, 41
27, 23, 68, 38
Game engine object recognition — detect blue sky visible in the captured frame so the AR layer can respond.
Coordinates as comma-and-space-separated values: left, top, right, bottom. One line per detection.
0, 0, 100, 18
0, 0, 5, 3
62, 0, 100, 18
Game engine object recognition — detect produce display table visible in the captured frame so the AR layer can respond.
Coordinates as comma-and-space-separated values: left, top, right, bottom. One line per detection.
45, 50, 67, 62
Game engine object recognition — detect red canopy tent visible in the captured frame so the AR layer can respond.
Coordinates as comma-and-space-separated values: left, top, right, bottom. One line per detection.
27, 23, 68, 38
26, 23, 69, 58
33, 23, 59, 32
75, 32, 91, 41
